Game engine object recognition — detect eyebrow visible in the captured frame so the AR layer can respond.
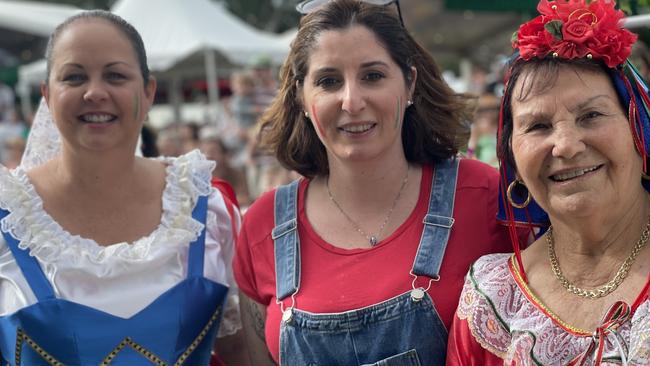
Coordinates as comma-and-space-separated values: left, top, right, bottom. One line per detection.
60, 61, 130, 69
312, 60, 390, 74
569, 94, 613, 113
515, 94, 614, 122
360, 61, 389, 69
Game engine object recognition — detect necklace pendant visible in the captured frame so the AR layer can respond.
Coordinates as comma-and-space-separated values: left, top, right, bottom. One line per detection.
369, 236, 378, 246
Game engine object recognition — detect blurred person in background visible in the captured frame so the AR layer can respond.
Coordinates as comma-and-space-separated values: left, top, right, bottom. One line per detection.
466, 92, 499, 167
177, 121, 201, 154
0, 109, 27, 164
0, 10, 246, 365
0, 81, 14, 122
251, 55, 278, 107
200, 127, 251, 208
233, 0, 523, 364
156, 126, 184, 157
230, 71, 261, 131
1, 136, 25, 170
229, 71, 260, 175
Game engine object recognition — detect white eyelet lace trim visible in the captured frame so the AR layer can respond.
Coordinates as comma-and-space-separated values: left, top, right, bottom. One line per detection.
0, 150, 215, 264
457, 253, 650, 364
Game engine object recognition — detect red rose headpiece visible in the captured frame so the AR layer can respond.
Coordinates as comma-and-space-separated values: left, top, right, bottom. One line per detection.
513, 0, 637, 68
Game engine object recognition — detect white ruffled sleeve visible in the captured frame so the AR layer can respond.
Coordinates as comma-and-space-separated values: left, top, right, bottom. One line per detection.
205, 187, 242, 337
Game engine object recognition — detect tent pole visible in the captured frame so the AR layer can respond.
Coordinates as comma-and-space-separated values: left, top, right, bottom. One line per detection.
169, 76, 182, 123
204, 48, 219, 113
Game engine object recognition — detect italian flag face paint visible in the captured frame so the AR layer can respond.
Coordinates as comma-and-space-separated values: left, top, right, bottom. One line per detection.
311, 104, 326, 138
133, 90, 141, 121
394, 96, 402, 130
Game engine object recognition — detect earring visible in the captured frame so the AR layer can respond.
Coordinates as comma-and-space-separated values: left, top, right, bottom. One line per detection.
507, 180, 531, 209
406, 99, 413, 107
304, 111, 309, 118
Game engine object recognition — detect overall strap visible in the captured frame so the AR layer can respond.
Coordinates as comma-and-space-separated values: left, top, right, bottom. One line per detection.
0, 209, 56, 301
187, 195, 209, 278
272, 179, 301, 301
412, 158, 460, 279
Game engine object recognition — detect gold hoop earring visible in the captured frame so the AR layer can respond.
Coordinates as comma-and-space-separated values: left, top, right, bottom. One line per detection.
507, 180, 531, 209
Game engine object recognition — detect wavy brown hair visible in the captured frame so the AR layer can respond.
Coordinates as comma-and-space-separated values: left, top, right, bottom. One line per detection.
260, 0, 472, 178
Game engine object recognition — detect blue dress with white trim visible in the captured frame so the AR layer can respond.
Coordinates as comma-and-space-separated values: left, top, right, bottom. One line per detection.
0, 195, 229, 365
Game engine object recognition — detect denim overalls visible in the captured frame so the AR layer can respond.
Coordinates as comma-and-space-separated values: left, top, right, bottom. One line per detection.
0, 196, 228, 365
272, 159, 459, 365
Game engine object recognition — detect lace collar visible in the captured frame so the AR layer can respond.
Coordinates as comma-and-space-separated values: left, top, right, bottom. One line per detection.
0, 150, 214, 264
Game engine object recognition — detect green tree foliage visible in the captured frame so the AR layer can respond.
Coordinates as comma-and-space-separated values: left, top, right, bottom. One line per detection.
619, 0, 650, 15
221, 0, 300, 32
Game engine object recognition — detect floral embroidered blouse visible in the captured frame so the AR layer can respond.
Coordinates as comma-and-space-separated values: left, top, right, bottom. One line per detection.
447, 253, 650, 365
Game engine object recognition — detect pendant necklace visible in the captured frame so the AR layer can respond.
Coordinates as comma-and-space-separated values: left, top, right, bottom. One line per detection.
327, 166, 409, 246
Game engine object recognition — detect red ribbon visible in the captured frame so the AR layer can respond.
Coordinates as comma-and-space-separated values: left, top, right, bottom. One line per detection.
567, 301, 631, 366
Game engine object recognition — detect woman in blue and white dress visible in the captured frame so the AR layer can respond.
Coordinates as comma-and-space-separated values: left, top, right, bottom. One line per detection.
0, 10, 244, 366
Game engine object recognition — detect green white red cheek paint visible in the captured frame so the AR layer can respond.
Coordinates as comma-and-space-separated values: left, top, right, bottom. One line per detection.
311, 104, 326, 138
133, 90, 141, 121
394, 96, 402, 130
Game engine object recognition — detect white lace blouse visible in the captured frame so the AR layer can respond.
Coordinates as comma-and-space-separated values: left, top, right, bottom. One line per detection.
0, 150, 241, 337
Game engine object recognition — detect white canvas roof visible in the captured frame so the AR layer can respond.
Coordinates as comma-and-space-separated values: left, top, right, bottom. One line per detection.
17, 0, 289, 86
0, 0, 80, 36
112, 0, 288, 70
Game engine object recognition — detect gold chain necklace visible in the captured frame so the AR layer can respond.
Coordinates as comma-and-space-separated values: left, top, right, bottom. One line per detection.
326, 166, 409, 246
546, 216, 650, 299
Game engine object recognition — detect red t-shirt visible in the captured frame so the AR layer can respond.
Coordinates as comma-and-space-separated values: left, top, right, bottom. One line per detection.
233, 159, 517, 363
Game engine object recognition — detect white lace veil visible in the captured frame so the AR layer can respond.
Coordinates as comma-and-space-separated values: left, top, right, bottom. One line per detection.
20, 98, 142, 171
20, 99, 61, 171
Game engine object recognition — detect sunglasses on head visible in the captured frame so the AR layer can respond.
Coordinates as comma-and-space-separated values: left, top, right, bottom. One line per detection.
295, 0, 405, 27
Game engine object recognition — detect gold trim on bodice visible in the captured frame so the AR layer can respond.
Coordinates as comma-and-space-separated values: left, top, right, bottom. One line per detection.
12, 305, 221, 366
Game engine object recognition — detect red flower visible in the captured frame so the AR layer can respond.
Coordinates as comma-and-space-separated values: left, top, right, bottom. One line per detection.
515, 16, 552, 60
562, 18, 594, 43
513, 0, 637, 67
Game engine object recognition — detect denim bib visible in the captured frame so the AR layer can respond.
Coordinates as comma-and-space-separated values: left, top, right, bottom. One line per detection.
272, 159, 459, 365
0, 196, 228, 365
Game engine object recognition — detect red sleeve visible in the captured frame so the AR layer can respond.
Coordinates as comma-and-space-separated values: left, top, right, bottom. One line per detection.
232, 219, 264, 303
211, 177, 239, 209
232, 189, 277, 305
446, 315, 502, 365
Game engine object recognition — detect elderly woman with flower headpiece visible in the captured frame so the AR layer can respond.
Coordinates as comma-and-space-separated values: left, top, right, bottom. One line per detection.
446, 0, 650, 364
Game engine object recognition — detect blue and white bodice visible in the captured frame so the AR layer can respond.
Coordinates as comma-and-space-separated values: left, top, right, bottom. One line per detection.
0, 151, 241, 365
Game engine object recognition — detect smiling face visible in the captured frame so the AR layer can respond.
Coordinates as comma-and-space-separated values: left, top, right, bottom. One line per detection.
300, 25, 415, 165
42, 18, 155, 154
510, 65, 643, 219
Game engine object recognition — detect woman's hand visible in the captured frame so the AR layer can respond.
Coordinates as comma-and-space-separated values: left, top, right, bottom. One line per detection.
240, 292, 277, 366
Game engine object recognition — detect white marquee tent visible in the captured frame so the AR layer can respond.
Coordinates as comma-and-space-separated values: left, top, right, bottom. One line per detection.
12, 0, 290, 120
112, 0, 287, 71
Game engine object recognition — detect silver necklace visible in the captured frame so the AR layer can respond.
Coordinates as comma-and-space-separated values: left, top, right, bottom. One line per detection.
326, 166, 409, 246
